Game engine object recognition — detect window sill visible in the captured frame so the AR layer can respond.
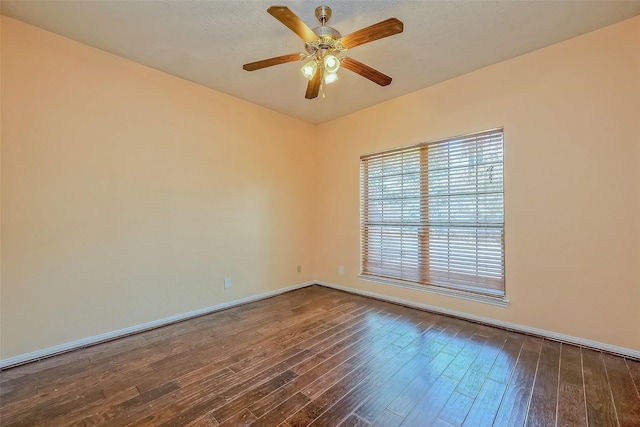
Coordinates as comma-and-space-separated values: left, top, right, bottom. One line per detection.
358, 274, 510, 308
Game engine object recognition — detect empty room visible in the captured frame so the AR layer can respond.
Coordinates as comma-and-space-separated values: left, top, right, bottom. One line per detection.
1, 1, 639, 426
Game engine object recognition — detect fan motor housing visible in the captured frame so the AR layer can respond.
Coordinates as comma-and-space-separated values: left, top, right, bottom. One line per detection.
305, 5, 342, 54
312, 26, 341, 40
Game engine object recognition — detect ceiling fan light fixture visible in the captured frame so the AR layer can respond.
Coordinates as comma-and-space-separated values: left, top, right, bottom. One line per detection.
324, 71, 338, 84
300, 60, 318, 80
243, 5, 404, 99
323, 54, 340, 73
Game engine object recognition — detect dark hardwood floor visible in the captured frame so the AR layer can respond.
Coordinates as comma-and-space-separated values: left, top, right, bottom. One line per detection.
1, 285, 639, 426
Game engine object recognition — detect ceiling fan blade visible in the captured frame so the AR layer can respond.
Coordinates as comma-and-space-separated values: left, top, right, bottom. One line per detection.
338, 18, 403, 49
243, 53, 303, 71
341, 57, 392, 86
268, 6, 319, 43
305, 68, 323, 99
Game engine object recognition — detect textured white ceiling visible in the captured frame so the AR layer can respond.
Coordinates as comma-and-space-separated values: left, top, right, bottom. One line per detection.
2, 1, 640, 124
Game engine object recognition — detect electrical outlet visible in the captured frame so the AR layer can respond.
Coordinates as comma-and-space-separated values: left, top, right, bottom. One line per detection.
297, 265, 302, 273
339, 266, 345, 275
224, 277, 231, 289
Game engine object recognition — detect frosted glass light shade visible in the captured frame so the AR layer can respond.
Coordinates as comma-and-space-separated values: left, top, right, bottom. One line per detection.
324, 72, 338, 84
300, 61, 318, 80
323, 55, 340, 73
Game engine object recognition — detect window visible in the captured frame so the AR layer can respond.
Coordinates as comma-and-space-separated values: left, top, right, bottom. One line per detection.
360, 128, 505, 302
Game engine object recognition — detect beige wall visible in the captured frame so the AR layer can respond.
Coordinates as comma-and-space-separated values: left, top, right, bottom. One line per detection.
315, 16, 640, 351
2, 15, 639, 361
0, 16, 317, 359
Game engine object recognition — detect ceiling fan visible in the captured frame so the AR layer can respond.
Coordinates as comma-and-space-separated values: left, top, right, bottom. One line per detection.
242, 5, 404, 99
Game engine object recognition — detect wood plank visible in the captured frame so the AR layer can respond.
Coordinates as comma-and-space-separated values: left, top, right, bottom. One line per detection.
289, 310, 389, 375
440, 324, 480, 357
387, 351, 455, 417
89, 381, 180, 426
1, 286, 638, 427
155, 349, 314, 426
430, 419, 456, 427
525, 339, 560, 427
248, 337, 376, 418
352, 324, 449, 422
461, 378, 507, 427
235, 310, 393, 422
338, 414, 370, 427
250, 392, 310, 427
299, 350, 372, 402
625, 358, 640, 398
308, 337, 430, 427
400, 375, 458, 426
217, 408, 257, 427
491, 348, 541, 426
212, 370, 298, 423
186, 411, 220, 426
556, 344, 587, 426
581, 348, 617, 426
354, 352, 432, 421
287, 329, 413, 426
441, 335, 486, 382
243, 311, 401, 420
2, 389, 106, 426
487, 333, 524, 384
367, 409, 403, 427
455, 332, 507, 399
438, 391, 474, 426
603, 352, 640, 427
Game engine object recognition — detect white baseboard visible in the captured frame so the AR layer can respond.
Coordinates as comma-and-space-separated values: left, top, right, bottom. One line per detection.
3, 279, 637, 369
0, 281, 314, 370
317, 281, 640, 360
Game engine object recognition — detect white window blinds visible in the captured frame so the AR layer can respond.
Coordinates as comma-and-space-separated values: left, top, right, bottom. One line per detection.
360, 128, 505, 298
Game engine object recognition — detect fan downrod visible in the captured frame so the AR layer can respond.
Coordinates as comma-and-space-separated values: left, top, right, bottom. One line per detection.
307, 5, 341, 52
315, 6, 332, 25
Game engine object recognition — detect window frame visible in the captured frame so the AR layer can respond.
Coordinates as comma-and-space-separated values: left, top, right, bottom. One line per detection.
359, 128, 508, 307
